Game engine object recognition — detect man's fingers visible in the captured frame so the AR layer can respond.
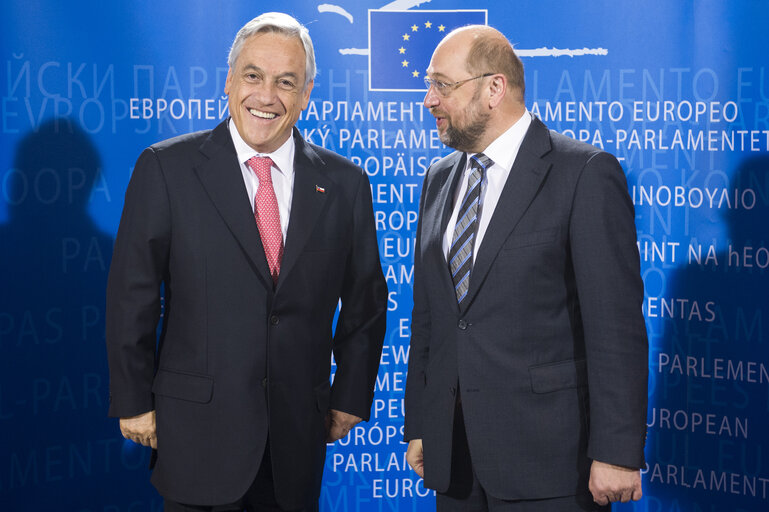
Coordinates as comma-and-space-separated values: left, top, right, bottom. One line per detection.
592, 486, 638, 505
325, 410, 357, 443
120, 427, 157, 447
405, 454, 424, 477
405, 440, 425, 478
130, 435, 153, 446
326, 424, 350, 443
620, 487, 634, 503
412, 460, 424, 478
589, 461, 642, 505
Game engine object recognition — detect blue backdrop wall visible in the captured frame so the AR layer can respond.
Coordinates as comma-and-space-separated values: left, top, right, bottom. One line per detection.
1, 1, 768, 511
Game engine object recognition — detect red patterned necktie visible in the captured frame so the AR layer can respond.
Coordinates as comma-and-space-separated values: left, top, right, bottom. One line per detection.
247, 156, 284, 285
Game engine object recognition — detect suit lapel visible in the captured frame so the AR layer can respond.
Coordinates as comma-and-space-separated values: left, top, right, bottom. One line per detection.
463, 116, 553, 310
438, 152, 467, 237
424, 152, 466, 305
276, 130, 328, 291
194, 120, 273, 288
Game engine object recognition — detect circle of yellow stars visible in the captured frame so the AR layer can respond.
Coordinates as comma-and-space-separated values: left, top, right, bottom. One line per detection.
398, 20, 446, 79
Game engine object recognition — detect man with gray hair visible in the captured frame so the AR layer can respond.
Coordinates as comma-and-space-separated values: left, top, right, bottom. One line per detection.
106, 12, 387, 511
405, 25, 648, 511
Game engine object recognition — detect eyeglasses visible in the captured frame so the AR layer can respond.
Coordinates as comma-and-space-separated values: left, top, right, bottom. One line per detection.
423, 73, 494, 97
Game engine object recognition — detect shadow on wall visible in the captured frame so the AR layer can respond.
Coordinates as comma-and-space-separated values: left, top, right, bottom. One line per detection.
0, 118, 157, 509
642, 154, 769, 509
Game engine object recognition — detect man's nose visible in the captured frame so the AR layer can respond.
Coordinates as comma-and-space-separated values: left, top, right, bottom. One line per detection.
423, 86, 439, 108
254, 81, 278, 103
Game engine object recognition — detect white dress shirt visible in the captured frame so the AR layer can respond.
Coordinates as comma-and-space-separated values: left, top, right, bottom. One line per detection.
229, 119, 295, 240
443, 110, 532, 262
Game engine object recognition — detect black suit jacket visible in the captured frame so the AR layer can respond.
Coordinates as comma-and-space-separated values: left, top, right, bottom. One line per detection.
404, 116, 648, 500
106, 121, 387, 507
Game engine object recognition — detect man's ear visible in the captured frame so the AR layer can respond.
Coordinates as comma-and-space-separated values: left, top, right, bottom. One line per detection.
488, 74, 507, 109
301, 79, 314, 110
224, 69, 233, 96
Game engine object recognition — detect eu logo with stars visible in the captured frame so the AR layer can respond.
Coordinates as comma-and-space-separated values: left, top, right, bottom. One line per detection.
368, 9, 487, 92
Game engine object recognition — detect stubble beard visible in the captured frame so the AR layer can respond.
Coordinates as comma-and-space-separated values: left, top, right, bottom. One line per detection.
437, 87, 490, 153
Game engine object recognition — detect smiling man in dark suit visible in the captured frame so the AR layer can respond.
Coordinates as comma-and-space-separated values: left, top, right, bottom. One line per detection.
404, 25, 648, 511
106, 12, 387, 512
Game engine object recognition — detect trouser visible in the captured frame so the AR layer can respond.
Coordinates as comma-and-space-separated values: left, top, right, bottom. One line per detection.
436, 400, 609, 512
164, 441, 319, 512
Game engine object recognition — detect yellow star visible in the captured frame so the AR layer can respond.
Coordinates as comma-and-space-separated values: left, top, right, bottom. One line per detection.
401, 60, 409, 67
402, 34, 410, 41
438, 25, 446, 32
412, 70, 420, 77
411, 24, 419, 32
425, 21, 432, 28
398, 47, 406, 54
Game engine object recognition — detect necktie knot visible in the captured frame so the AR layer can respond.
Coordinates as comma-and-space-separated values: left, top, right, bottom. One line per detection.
469, 152, 493, 174
247, 156, 274, 182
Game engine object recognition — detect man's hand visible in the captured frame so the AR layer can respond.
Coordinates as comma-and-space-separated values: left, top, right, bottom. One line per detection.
589, 460, 642, 505
120, 410, 157, 449
325, 409, 362, 443
406, 439, 424, 478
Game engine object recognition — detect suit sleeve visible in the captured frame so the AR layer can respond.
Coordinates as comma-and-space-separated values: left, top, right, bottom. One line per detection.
329, 170, 387, 421
403, 170, 432, 441
569, 151, 648, 469
106, 147, 171, 418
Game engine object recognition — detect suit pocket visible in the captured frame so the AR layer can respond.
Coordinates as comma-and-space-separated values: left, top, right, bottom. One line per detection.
502, 228, 558, 250
152, 368, 214, 404
314, 380, 331, 412
529, 358, 587, 394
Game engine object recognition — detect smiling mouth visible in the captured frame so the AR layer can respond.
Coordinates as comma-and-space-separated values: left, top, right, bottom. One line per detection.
248, 108, 277, 120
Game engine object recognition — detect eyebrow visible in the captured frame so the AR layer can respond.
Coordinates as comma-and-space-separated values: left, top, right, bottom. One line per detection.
242, 64, 262, 74
427, 71, 453, 81
241, 64, 300, 81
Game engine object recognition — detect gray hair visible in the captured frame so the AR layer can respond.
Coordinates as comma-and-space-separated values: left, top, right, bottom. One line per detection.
228, 12, 316, 88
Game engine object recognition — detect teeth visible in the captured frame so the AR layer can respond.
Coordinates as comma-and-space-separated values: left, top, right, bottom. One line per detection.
248, 108, 276, 119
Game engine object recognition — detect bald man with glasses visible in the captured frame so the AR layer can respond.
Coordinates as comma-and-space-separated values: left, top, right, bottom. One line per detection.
404, 25, 648, 512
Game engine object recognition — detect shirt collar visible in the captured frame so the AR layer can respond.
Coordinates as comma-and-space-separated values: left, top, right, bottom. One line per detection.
228, 118, 295, 176
469, 110, 531, 172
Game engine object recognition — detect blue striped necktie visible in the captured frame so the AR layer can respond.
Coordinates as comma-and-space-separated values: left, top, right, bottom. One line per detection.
448, 153, 493, 305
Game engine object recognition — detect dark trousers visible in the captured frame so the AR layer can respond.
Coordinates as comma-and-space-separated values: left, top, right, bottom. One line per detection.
436, 401, 609, 512
164, 442, 319, 512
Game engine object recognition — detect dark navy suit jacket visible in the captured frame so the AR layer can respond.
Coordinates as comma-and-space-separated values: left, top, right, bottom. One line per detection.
107, 121, 387, 507
404, 116, 647, 499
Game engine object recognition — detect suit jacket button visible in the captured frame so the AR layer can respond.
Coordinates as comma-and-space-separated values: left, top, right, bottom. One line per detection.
262, 378, 268, 389
458, 320, 467, 330
270, 315, 280, 325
